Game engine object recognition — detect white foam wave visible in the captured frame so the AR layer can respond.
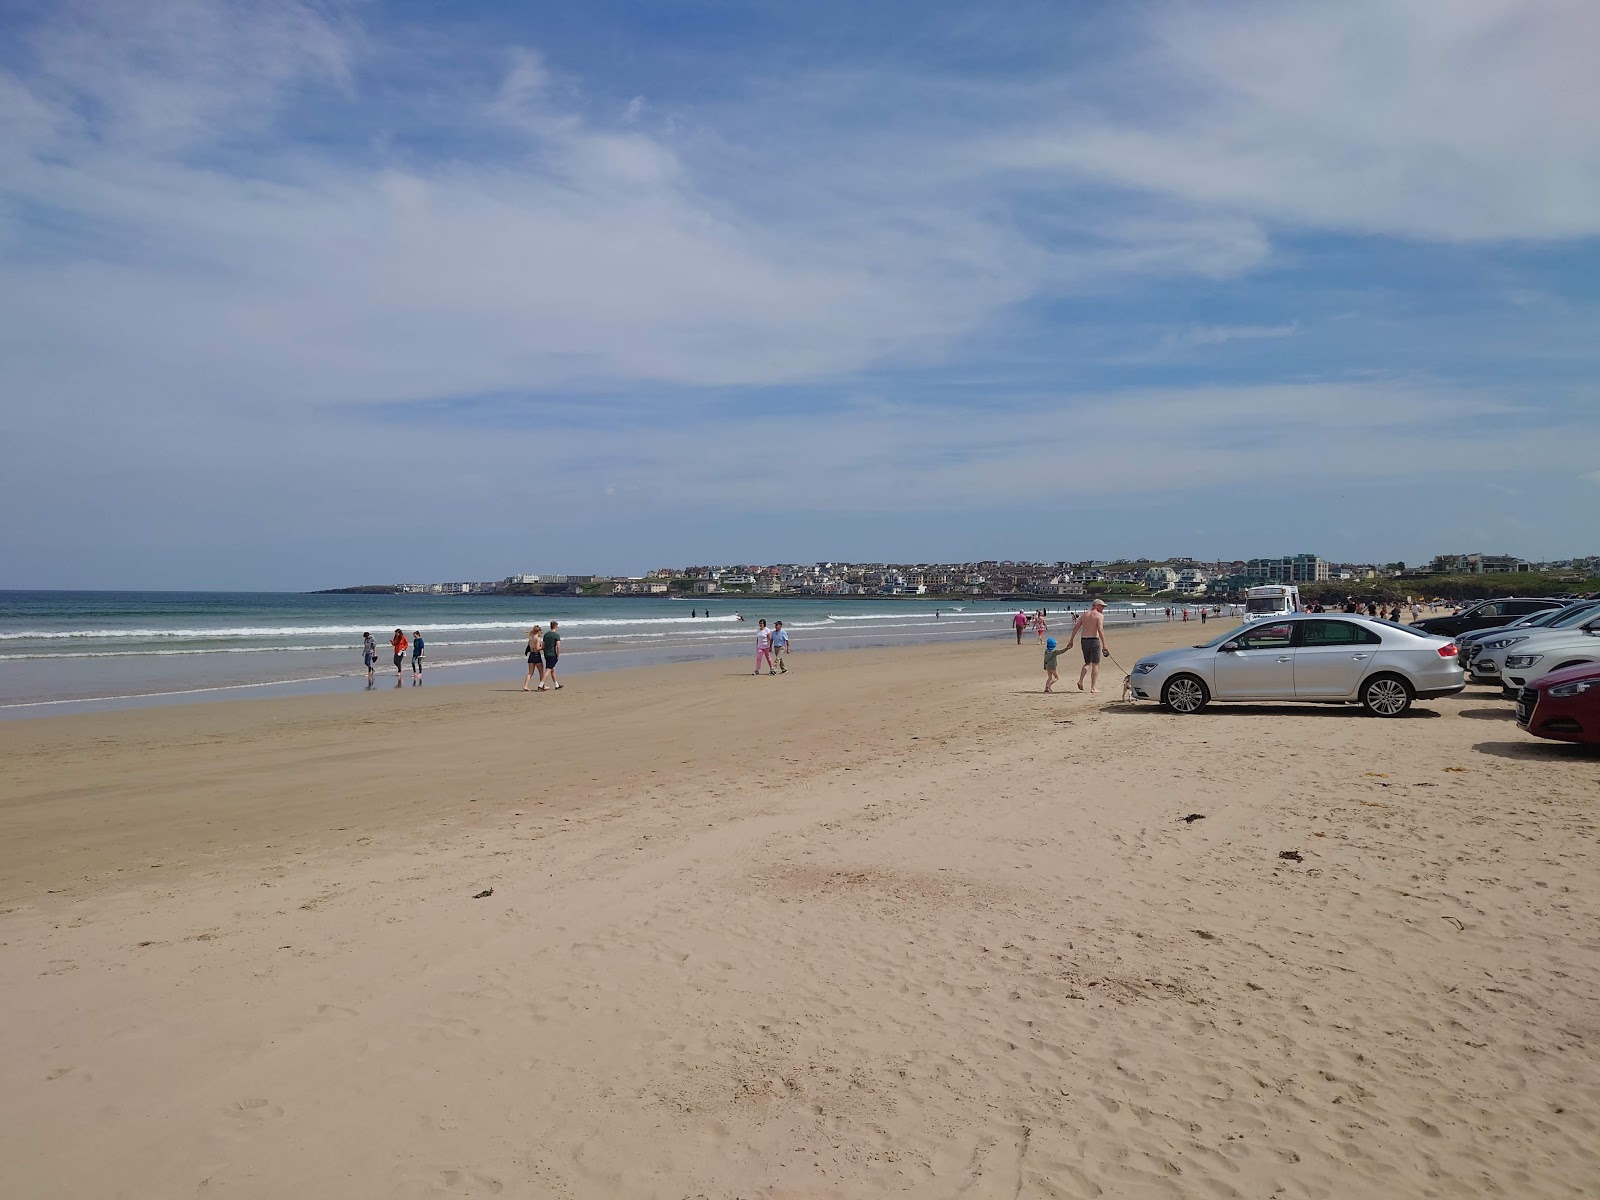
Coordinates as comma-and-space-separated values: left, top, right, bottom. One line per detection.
0, 614, 744, 641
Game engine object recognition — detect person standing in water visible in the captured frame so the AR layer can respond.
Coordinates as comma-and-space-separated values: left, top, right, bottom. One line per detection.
523, 626, 544, 691
1067, 599, 1110, 694
541, 621, 562, 689
754, 619, 775, 675
411, 631, 424, 681
771, 620, 790, 673
362, 632, 376, 685
390, 629, 408, 680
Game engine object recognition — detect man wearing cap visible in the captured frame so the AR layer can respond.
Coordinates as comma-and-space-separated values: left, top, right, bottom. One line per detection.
1067, 599, 1110, 693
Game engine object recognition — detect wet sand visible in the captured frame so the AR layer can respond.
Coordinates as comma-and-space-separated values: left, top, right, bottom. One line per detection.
2, 626, 1596, 1197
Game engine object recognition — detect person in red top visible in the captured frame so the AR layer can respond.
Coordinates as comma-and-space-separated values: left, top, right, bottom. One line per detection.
390, 628, 408, 679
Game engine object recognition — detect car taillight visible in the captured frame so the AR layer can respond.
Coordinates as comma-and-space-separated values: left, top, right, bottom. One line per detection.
1438, 643, 1458, 657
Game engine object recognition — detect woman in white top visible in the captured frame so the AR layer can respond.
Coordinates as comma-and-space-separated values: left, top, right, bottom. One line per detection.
754, 619, 775, 676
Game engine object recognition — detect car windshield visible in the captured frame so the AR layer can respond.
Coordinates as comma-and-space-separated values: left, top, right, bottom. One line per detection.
1514, 608, 1564, 628
1193, 624, 1248, 648
1367, 618, 1432, 637
1547, 602, 1600, 629
1245, 597, 1288, 613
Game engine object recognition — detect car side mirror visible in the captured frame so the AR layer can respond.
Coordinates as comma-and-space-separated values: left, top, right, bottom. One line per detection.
1221, 642, 1241, 652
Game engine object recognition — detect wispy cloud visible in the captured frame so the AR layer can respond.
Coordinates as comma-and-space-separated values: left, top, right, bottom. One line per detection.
988, 0, 1600, 241
1166, 322, 1300, 349
1, 0, 1598, 584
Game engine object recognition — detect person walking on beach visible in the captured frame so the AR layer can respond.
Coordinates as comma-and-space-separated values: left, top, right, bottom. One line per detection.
754, 619, 776, 675
390, 629, 408, 679
541, 621, 562, 689
1043, 637, 1063, 692
1034, 610, 1049, 643
1067, 599, 1110, 693
772, 620, 790, 673
411, 631, 425, 681
523, 626, 544, 691
362, 632, 376, 684
1013, 610, 1028, 644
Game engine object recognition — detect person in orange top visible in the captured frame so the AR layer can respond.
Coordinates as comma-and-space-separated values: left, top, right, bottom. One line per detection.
390, 628, 408, 679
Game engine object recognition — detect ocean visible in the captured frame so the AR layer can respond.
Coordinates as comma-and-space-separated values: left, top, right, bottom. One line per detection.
0, 591, 1160, 716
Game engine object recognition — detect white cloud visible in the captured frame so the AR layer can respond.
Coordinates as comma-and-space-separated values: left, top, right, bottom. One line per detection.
1167, 322, 1300, 349
0, 0, 1281, 417
997, 0, 1600, 240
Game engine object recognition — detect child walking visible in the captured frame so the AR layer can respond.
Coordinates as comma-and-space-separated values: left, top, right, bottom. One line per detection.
1043, 637, 1062, 692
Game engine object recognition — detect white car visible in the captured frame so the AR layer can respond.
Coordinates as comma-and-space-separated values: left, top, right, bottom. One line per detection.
1127, 613, 1464, 717
1498, 617, 1600, 693
1470, 603, 1600, 686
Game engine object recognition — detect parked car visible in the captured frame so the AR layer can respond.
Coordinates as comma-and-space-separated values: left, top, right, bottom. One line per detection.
1498, 617, 1600, 692
1516, 661, 1600, 746
1465, 600, 1600, 681
1127, 614, 1463, 717
1410, 597, 1565, 638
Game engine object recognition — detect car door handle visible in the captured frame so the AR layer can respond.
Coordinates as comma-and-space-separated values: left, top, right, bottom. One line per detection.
1276, 656, 1292, 663
1352, 653, 1370, 660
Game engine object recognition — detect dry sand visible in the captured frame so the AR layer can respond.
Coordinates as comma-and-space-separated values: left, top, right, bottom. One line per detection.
2, 625, 1597, 1198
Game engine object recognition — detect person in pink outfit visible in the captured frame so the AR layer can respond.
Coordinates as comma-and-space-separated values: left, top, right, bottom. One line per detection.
754, 619, 776, 675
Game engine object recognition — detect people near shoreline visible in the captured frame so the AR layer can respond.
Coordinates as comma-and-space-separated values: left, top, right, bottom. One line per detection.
754, 618, 776, 675
1068, 599, 1109, 694
1034, 610, 1048, 643
362, 632, 376, 685
1043, 636, 1062, 692
772, 620, 790, 673
1013, 610, 1027, 644
523, 626, 544, 691
411, 631, 424, 681
390, 629, 408, 679
542, 621, 562, 689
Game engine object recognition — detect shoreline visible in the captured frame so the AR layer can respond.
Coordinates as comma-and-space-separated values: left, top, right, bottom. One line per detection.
4, 629, 1595, 1196
0, 608, 1172, 721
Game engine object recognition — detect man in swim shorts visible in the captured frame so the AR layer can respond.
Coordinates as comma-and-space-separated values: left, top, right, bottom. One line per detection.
541, 620, 562, 690
1067, 599, 1110, 694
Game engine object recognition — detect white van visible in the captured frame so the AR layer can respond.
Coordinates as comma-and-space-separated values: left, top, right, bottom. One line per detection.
1242, 584, 1302, 623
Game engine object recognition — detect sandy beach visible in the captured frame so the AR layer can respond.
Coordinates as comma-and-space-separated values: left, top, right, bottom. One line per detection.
2, 625, 1597, 1199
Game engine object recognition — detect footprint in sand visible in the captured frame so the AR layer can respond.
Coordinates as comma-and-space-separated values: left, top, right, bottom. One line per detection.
226, 1098, 283, 1120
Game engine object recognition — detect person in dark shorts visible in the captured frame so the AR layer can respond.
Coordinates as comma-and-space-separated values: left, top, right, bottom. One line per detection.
411, 631, 424, 680
1067, 599, 1109, 694
540, 620, 562, 690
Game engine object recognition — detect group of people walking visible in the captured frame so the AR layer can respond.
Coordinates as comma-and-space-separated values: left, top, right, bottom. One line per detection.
754, 619, 790, 675
363, 629, 424, 686
1039, 599, 1110, 693
522, 622, 563, 691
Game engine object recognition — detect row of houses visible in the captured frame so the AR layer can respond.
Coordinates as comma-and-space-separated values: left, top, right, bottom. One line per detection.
392, 550, 1592, 598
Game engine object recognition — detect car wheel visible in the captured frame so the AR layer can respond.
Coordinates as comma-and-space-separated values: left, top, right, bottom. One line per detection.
1161, 674, 1209, 714
1360, 673, 1413, 718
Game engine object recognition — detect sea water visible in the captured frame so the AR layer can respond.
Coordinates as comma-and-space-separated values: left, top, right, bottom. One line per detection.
0, 591, 1156, 715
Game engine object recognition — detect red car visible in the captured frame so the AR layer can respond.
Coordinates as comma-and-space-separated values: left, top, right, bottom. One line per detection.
1516, 661, 1600, 745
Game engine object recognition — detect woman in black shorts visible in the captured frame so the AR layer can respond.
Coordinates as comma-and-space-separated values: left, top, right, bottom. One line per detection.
523, 626, 544, 691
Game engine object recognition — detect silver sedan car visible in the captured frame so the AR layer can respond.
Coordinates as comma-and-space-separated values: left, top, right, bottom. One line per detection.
1127, 614, 1465, 717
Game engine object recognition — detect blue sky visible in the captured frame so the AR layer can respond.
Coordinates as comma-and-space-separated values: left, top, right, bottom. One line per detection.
2, 0, 1598, 589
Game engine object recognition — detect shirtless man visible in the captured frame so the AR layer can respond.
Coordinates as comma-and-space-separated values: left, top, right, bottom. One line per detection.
1067, 598, 1110, 693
